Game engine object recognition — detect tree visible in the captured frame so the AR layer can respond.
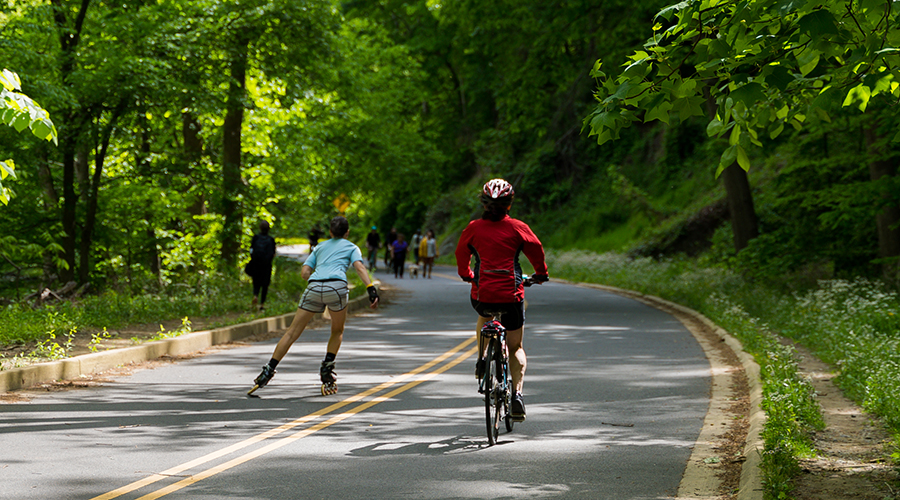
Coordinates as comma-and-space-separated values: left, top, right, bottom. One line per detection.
584, 0, 900, 263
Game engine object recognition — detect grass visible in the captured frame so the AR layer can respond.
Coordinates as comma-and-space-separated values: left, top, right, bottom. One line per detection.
543, 249, 898, 499
0, 257, 368, 364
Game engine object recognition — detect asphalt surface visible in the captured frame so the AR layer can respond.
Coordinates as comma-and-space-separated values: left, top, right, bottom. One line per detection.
1, 266, 711, 499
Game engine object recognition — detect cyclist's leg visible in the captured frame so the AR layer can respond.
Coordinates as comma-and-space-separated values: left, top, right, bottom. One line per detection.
506, 327, 526, 393
476, 314, 489, 340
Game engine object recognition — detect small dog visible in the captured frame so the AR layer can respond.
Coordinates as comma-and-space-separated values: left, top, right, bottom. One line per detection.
407, 263, 420, 278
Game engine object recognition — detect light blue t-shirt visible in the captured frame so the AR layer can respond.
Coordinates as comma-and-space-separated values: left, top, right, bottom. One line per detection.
304, 238, 364, 282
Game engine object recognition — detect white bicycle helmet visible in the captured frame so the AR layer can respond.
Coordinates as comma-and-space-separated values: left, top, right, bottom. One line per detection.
482, 179, 514, 200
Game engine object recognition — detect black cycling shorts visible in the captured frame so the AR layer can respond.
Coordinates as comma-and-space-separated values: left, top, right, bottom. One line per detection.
471, 298, 525, 331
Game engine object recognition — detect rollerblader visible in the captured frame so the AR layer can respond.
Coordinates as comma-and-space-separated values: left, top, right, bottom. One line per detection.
248, 216, 380, 396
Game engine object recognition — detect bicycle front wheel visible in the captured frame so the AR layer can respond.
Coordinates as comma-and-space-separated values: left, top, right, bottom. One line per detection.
483, 339, 501, 445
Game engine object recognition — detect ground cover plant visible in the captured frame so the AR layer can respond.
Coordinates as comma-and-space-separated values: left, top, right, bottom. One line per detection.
0, 257, 367, 369
544, 250, 898, 499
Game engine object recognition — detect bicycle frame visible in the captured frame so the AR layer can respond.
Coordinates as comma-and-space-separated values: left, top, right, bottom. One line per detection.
479, 313, 513, 444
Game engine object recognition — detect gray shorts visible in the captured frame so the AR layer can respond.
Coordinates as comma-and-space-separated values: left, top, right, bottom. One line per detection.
299, 280, 349, 313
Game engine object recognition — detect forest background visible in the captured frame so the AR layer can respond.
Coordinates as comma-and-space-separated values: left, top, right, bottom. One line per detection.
4, 0, 900, 498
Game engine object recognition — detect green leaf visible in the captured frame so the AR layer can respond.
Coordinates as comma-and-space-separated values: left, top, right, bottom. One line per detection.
589, 110, 619, 132
729, 82, 767, 107
736, 145, 750, 171
769, 121, 785, 139
797, 10, 838, 39
656, 1, 690, 21
707, 118, 726, 137
729, 123, 741, 145
590, 59, 605, 78
811, 86, 841, 110
31, 119, 53, 142
796, 50, 821, 76
764, 65, 794, 92
716, 145, 738, 177
843, 84, 872, 112
12, 114, 29, 133
0, 159, 14, 180
777, 0, 804, 15
0, 69, 20, 92
605, 81, 637, 103
645, 101, 673, 124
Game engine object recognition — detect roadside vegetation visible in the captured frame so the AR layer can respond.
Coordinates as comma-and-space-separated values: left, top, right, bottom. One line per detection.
0, 255, 366, 369
545, 250, 899, 498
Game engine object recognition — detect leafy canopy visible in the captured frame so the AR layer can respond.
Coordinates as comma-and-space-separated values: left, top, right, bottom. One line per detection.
584, 0, 900, 175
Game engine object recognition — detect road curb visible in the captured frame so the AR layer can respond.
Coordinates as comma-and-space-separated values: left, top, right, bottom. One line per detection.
559, 280, 764, 500
0, 294, 372, 394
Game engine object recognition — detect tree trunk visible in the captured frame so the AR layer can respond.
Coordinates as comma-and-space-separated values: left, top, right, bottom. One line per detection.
183, 111, 206, 220
220, 36, 251, 266
864, 122, 900, 282
705, 89, 759, 252
721, 163, 759, 252
38, 146, 60, 284
52, 0, 92, 284
79, 103, 125, 284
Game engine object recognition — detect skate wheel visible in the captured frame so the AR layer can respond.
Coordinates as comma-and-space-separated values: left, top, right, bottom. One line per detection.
247, 384, 260, 396
321, 383, 338, 396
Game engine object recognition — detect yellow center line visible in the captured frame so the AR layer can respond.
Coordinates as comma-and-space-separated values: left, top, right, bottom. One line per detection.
91, 336, 476, 500
136, 345, 478, 499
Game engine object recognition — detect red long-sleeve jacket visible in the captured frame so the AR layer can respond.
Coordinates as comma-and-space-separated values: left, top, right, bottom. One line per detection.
455, 215, 548, 303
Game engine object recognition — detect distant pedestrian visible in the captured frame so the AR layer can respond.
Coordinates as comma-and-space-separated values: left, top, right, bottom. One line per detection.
391, 233, 408, 278
308, 225, 324, 251
411, 229, 423, 264
245, 220, 277, 310
384, 227, 397, 267
366, 226, 381, 271
419, 229, 438, 278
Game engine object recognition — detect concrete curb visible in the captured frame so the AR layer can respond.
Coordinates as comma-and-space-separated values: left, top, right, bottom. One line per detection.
0, 294, 372, 394
559, 280, 764, 500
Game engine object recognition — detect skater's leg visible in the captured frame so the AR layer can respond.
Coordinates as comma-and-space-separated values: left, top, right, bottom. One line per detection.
272, 308, 316, 360
325, 307, 347, 355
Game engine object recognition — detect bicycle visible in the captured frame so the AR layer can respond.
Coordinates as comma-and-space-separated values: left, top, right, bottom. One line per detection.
478, 308, 513, 445
477, 275, 536, 445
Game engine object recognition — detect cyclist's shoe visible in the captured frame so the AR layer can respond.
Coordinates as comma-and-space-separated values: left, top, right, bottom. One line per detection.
475, 358, 485, 380
511, 392, 526, 422
254, 364, 276, 388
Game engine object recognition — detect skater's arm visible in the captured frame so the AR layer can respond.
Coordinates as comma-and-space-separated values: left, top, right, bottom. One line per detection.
352, 260, 379, 309
301, 265, 313, 281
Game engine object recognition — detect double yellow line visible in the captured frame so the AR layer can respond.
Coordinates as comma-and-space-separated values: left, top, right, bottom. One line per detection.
92, 336, 478, 500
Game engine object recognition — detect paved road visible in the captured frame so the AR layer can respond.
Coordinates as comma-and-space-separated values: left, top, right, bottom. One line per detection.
1, 267, 710, 499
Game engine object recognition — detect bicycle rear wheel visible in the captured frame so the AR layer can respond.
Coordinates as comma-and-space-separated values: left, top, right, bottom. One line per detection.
483, 339, 501, 445
503, 359, 514, 433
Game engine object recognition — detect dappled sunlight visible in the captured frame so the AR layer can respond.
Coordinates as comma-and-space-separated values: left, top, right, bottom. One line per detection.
414, 480, 570, 499
530, 324, 631, 333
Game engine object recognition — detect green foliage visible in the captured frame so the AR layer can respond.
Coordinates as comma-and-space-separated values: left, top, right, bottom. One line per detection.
586, 0, 900, 173
0, 68, 56, 204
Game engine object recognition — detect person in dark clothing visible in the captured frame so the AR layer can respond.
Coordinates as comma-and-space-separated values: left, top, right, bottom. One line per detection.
391, 233, 408, 278
247, 220, 277, 310
384, 227, 397, 267
366, 226, 381, 271
308, 225, 324, 251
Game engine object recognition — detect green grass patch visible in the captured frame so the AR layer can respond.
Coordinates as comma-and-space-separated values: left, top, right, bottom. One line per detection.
0, 256, 368, 362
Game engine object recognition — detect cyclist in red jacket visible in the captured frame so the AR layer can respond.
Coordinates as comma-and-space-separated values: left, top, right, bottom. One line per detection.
455, 179, 548, 421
